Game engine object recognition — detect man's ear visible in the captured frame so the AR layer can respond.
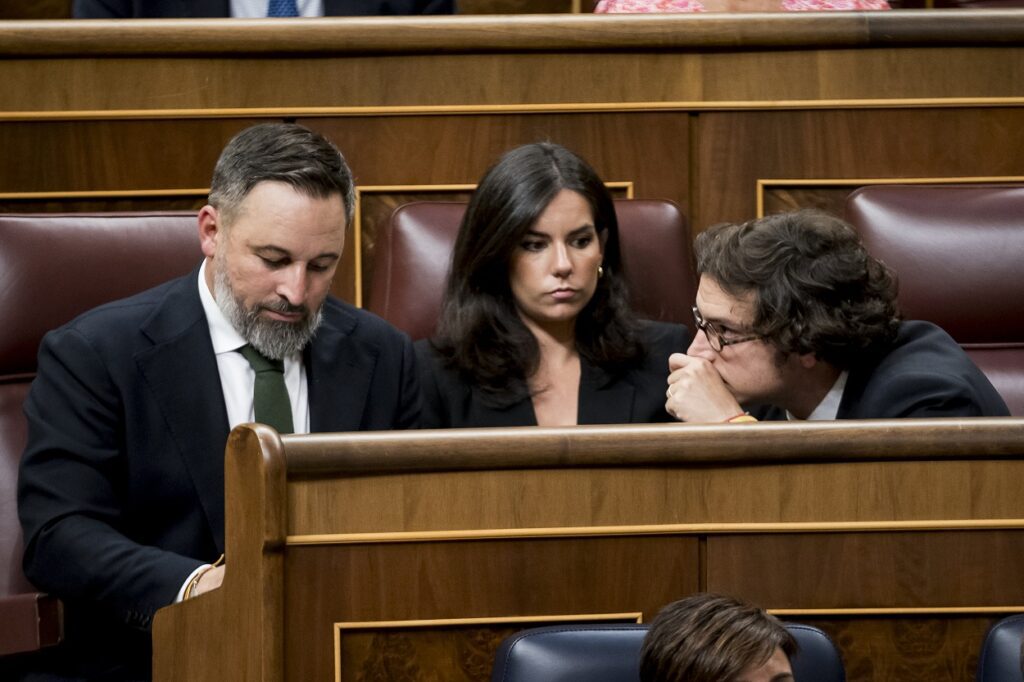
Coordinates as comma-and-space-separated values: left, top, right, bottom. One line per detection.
798, 352, 819, 369
198, 205, 220, 259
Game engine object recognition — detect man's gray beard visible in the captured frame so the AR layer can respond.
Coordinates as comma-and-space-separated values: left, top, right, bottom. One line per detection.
214, 266, 323, 360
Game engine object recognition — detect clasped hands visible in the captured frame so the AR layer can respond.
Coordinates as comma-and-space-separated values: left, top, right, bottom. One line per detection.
665, 353, 744, 423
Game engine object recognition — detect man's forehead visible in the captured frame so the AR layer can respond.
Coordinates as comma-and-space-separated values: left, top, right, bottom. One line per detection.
696, 276, 755, 322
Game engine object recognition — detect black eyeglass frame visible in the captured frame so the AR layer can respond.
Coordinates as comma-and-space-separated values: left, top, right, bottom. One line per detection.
691, 305, 761, 352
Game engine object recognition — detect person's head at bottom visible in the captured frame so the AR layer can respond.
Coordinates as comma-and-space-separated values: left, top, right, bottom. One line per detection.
640, 593, 796, 682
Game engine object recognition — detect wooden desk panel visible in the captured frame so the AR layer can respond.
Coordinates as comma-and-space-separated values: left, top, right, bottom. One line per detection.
152, 420, 1024, 682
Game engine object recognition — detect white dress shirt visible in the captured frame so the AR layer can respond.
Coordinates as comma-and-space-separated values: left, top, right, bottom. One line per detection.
231, 0, 325, 17
178, 261, 312, 602
197, 260, 310, 433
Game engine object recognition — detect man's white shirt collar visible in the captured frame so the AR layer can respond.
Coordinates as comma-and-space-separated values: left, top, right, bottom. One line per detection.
196, 260, 309, 433
787, 371, 849, 421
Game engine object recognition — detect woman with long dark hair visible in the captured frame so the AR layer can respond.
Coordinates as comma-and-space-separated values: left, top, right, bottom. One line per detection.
417, 142, 688, 427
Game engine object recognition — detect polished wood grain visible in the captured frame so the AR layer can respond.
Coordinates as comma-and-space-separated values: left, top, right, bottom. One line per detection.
284, 537, 697, 680
707, 531, 1024, 608
694, 108, 1024, 227
794, 616, 995, 682
153, 426, 287, 682
151, 420, 1024, 681
6, 13, 1024, 57
0, 1, 71, 19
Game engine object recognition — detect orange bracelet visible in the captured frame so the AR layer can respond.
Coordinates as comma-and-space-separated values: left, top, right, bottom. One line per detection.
726, 412, 758, 423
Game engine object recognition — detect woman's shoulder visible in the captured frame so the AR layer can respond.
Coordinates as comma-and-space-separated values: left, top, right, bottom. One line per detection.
637, 319, 690, 352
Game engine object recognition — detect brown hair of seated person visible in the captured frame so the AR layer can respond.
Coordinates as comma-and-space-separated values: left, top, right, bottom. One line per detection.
696, 209, 900, 369
640, 593, 797, 682
431, 142, 643, 407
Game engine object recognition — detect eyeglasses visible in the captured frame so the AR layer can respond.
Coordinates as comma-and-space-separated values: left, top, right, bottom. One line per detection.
691, 305, 761, 353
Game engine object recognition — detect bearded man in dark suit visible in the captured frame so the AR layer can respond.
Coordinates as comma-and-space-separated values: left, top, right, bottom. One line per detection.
18, 123, 420, 680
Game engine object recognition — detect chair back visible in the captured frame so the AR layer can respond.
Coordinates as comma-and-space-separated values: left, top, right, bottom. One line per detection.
845, 185, 1024, 415
976, 614, 1024, 682
0, 212, 201, 655
368, 199, 695, 340
490, 622, 845, 682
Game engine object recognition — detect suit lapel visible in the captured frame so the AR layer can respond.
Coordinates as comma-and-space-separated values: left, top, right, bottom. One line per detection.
135, 271, 230, 552
306, 300, 377, 432
577, 359, 636, 425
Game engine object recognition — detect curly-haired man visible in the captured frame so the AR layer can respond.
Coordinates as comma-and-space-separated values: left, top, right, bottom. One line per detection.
665, 209, 1008, 422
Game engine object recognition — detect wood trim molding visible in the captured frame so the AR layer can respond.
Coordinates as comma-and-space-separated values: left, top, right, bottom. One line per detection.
756, 176, 1024, 217
4, 98, 1024, 122
332, 612, 643, 682
4, 13, 1024, 56
287, 519, 1024, 546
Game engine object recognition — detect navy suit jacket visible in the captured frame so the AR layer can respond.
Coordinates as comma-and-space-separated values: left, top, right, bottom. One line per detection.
416, 321, 689, 428
73, 0, 455, 17
749, 320, 1009, 420
18, 267, 419, 679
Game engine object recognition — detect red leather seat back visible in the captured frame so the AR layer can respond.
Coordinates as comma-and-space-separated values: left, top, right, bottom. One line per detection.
0, 213, 200, 619
846, 185, 1024, 415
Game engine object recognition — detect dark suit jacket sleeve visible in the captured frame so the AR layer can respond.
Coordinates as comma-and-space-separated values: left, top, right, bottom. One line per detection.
414, 339, 451, 429
392, 331, 422, 429
852, 368, 1008, 418
18, 326, 203, 631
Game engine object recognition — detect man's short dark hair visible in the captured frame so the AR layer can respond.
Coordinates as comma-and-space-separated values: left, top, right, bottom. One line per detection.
208, 122, 355, 226
694, 209, 900, 369
640, 593, 797, 682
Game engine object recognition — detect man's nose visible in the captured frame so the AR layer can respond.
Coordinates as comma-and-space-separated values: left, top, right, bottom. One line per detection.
687, 328, 716, 360
276, 264, 308, 306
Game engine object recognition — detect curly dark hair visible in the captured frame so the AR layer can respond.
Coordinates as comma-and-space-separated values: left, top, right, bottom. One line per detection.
694, 209, 900, 369
640, 593, 798, 682
431, 142, 643, 406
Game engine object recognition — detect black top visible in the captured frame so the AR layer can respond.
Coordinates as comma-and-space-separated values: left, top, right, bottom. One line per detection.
749, 320, 1010, 420
416, 320, 689, 428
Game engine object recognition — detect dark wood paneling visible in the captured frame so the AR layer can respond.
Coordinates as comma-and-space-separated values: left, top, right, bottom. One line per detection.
306, 112, 689, 303
694, 108, 1024, 230
793, 616, 995, 682
283, 536, 699, 681
707, 530, 1024, 608
0, 1, 71, 19
0, 118, 265, 193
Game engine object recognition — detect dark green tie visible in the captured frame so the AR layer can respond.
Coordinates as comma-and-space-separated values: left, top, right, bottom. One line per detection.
238, 345, 294, 435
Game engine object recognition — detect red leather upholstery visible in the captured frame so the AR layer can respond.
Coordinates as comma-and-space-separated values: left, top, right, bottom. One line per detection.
368, 199, 696, 341
846, 185, 1024, 416
0, 213, 201, 657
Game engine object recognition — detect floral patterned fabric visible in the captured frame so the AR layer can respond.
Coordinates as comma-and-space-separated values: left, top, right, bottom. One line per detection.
595, 0, 890, 10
